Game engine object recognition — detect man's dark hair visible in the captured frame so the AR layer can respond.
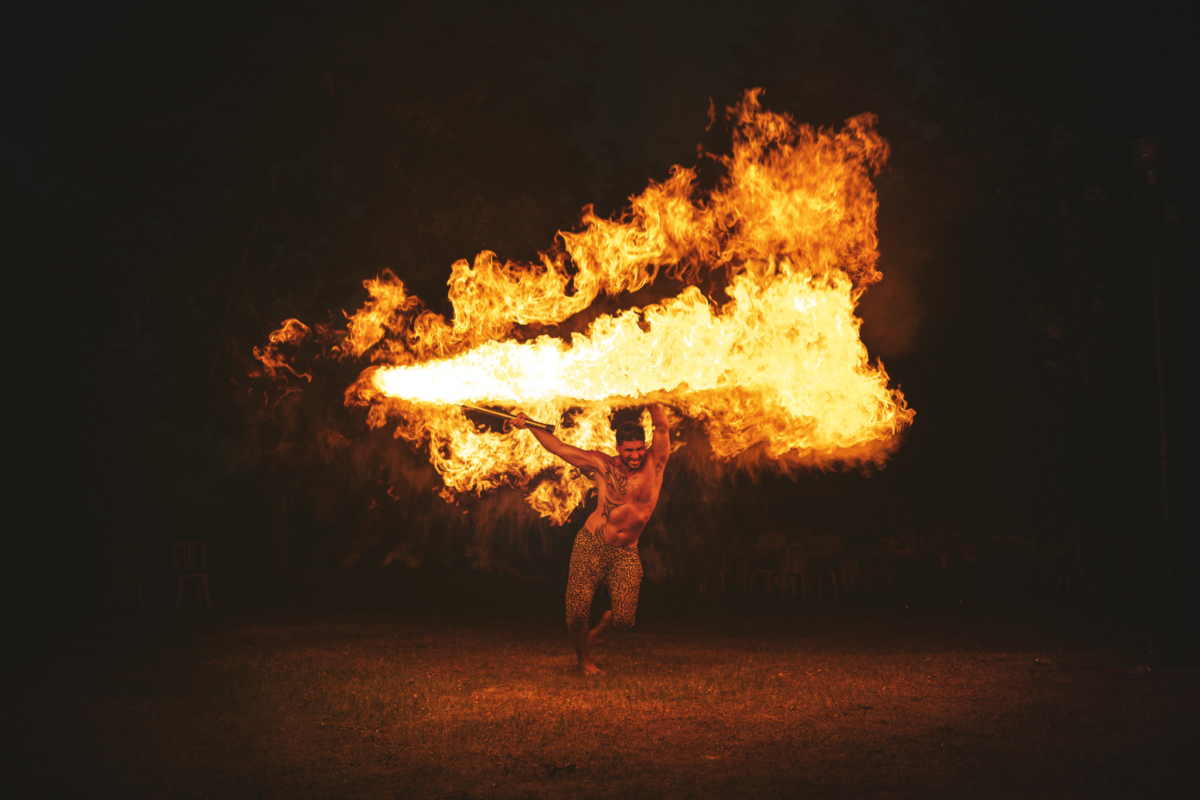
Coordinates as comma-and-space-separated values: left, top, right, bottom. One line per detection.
614, 421, 646, 446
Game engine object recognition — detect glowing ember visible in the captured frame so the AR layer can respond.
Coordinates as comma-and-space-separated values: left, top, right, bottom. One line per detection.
257, 90, 914, 523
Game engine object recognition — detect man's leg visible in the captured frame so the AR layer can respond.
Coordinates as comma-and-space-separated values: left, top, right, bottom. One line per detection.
565, 530, 603, 674
587, 610, 614, 647
607, 547, 644, 631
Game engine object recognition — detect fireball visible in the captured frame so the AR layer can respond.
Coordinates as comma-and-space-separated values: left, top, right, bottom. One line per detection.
257, 90, 914, 523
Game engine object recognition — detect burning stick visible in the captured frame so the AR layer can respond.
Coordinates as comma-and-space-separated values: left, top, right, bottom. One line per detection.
460, 403, 555, 433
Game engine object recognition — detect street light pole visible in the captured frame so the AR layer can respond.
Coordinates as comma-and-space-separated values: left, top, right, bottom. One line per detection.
1131, 135, 1180, 667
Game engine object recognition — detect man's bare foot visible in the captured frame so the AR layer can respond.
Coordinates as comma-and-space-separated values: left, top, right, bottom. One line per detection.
587, 611, 613, 647
579, 661, 604, 675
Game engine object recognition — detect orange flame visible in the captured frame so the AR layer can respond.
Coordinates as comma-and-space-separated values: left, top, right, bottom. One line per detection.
258, 91, 913, 524
252, 319, 315, 380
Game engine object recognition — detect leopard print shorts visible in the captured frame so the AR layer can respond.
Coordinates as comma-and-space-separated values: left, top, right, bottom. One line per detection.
565, 527, 643, 632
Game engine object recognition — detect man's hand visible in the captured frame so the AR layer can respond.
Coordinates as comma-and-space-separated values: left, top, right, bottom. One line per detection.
504, 412, 529, 433
648, 403, 670, 428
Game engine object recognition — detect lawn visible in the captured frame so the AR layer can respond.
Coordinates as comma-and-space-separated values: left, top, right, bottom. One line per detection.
3, 603, 1196, 798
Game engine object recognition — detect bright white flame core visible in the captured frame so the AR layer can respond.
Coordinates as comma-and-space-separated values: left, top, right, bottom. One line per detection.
374, 270, 890, 444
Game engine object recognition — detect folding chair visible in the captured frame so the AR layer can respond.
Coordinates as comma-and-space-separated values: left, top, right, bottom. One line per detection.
104, 541, 143, 608
174, 541, 211, 608
807, 535, 841, 599
780, 543, 809, 597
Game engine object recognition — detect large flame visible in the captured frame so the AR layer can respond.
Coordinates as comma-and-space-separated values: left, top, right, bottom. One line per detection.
257, 91, 913, 524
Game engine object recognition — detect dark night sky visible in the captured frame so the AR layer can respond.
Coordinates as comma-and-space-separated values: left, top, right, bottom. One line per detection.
6, 1, 1196, 628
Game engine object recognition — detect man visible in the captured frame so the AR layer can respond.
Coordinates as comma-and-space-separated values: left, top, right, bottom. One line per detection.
509, 405, 670, 674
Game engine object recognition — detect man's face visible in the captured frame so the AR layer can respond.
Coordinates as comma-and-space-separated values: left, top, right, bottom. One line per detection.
617, 440, 646, 471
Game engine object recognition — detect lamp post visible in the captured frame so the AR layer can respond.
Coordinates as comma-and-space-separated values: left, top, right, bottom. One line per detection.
1131, 135, 1180, 667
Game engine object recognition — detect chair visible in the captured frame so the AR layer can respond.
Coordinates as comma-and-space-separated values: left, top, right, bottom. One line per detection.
819, 568, 839, 600
747, 545, 783, 596
697, 568, 727, 597
807, 535, 841, 599
103, 541, 143, 608
1041, 540, 1070, 589
174, 541, 211, 608
863, 556, 896, 597
1015, 537, 1038, 585
988, 535, 1019, 586
780, 543, 808, 598
748, 565, 780, 596
1058, 541, 1097, 596
1117, 538, 1141, 598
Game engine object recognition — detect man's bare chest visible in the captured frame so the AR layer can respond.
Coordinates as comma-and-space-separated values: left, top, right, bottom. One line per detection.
597, 464, 659, 506
625, 471, 659, 504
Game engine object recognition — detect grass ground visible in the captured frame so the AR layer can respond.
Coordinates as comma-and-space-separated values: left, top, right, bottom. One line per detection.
3, 602, 1197, 799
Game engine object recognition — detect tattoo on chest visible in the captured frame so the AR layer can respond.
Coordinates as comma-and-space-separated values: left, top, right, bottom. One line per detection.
593, 460, 628, 540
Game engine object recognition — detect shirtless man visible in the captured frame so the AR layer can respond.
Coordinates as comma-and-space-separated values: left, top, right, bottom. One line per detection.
509, 405, 670, 674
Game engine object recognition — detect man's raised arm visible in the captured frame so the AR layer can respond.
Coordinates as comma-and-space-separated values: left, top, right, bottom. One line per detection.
649, 404, 671, 468
509, 413, 604, 473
